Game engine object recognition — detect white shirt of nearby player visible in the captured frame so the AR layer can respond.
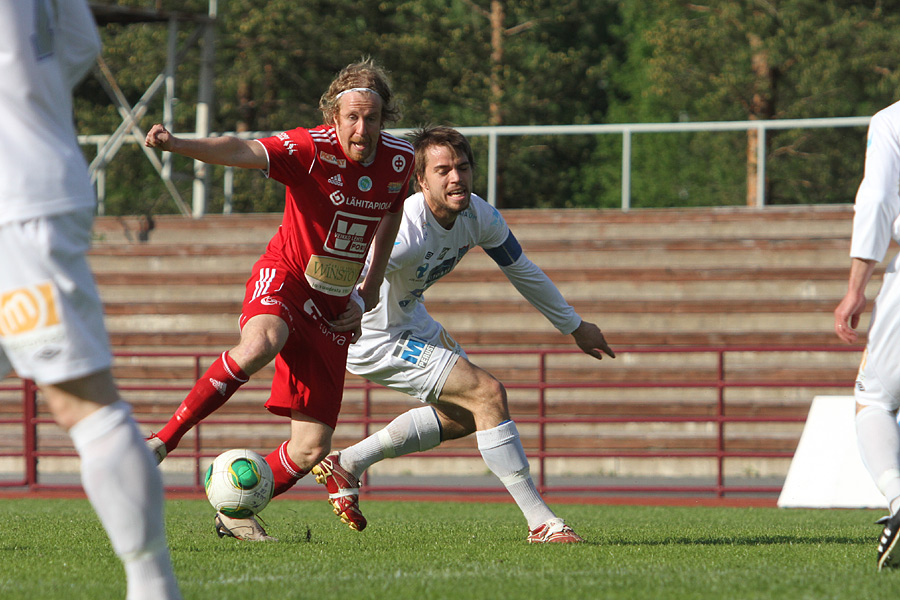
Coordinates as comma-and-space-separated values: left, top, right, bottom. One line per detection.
356, 191, 582, 347
0, 0, 101, 224
851, 100, 900, 264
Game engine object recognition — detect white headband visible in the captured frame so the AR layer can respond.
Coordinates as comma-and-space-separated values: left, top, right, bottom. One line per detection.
335, 87, 383, 100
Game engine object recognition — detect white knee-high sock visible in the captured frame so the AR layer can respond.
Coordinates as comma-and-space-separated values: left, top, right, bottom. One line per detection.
340, 406, 442, 477
856, 405, 900, 514
476, 420, 555, 530
70, 401, 181, 600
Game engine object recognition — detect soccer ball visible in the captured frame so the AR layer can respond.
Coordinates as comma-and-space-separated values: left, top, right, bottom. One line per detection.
204, 449, 274, 518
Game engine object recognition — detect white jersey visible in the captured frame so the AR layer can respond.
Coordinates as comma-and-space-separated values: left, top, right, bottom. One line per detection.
851, 100, 900, 408
0, 0, 101, 224
851, 100, 900, 263
348, 192, 581, 369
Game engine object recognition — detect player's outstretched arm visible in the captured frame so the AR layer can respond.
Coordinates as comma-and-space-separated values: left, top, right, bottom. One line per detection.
571, 320, 615, 360
144, 123, 268, 170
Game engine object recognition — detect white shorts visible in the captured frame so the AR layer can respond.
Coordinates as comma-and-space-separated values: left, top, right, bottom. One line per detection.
347, 313, 464, 403
0, 209, 112, 385
856, 263, 900, 411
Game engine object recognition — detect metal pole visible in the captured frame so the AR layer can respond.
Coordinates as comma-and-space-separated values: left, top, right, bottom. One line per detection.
622, 128, 632, 211
756, 123, 766, 208
192, 0, 216, 218
24, 379, 38, 488
487, 130, 498, 207
163, 18, 177, 181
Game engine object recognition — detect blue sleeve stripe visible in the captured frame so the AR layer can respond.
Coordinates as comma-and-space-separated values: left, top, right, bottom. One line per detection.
485, 231, 523, 267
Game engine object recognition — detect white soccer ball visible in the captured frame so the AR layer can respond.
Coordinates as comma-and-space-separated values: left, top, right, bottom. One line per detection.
204, 449, 274, 518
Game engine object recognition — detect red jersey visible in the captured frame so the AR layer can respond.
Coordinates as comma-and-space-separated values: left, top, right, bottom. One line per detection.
256, 125, 414, 318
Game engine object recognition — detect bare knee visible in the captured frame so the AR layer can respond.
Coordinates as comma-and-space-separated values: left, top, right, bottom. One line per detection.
469, 375, 509, 427
42, 370, 120, 431
231, 316, 289, 374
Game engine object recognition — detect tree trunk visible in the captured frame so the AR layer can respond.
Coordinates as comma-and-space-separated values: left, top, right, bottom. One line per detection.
746, 32, 776, 207
489, 0, 503, 127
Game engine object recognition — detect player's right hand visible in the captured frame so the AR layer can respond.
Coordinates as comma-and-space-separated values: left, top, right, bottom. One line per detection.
834, 291, 866, 344
144, 123, 173, 150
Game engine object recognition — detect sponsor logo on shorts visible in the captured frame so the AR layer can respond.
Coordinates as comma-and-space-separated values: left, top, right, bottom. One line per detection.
0, 282, 61, 338
258, 296, 294, 326
302, 300, 348, 346
0, 281, 66, 356
855, 350, 868, 392
393, 331, 434, 368
318, 321, 348, 346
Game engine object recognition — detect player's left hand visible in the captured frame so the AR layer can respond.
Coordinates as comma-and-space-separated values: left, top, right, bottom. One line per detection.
329, 300, 363, 343
571, 320, 615, 360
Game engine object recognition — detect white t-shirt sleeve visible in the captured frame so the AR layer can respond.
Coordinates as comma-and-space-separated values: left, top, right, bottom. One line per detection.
477, 202, 581, 335
56, 0, 102, 89
498, 251, 582, 335
851, 108, 900, 263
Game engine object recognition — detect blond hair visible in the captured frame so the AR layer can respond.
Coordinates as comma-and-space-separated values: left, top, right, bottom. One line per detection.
319, 57, 401, 126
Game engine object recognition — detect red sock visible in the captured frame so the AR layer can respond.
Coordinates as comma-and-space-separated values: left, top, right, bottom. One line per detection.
156, 352, 248, 452
267, 441, 308, 497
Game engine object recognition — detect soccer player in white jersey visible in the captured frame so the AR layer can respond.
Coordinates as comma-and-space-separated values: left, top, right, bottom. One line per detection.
312, 126, 615, 543
835, 100, 900, 571
0, 1, 181, 598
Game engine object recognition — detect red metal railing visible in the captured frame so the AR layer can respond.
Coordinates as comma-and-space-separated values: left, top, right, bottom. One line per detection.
0, 345, 861, 498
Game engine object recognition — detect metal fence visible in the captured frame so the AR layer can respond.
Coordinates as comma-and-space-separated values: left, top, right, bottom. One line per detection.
0, 345, 861, 500
79, 117, 871, 217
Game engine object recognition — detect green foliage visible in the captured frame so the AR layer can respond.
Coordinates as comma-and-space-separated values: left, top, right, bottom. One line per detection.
2, 498, 897, 600
77, 1, 899, 213
623, 0, 900, 206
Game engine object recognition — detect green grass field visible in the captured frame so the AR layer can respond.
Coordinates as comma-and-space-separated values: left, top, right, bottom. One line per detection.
2, 497, 898, 599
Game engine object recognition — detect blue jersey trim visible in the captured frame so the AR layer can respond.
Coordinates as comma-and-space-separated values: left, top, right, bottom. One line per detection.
484, 231, 522, 267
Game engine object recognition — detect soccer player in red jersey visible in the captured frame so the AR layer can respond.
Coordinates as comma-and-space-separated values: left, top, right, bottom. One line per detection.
143, 58, 415, 540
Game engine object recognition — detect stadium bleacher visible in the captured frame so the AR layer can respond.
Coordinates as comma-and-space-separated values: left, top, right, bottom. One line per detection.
0, 205, 870, 493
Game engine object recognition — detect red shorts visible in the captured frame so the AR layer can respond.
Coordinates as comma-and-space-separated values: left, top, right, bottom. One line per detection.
240, 260, 351, 430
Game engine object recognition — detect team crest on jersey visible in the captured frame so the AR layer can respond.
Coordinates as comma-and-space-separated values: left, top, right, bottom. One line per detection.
358, 176, 373, 192
328, 174, 344, 187
392, 154, 407, 173
319, 151, 347, 168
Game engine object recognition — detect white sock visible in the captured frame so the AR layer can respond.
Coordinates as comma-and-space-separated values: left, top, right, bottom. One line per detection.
476, 420, 555, 530
70, 401, 182, 600
340, 406, 442, 477
856, 405, 900, 514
